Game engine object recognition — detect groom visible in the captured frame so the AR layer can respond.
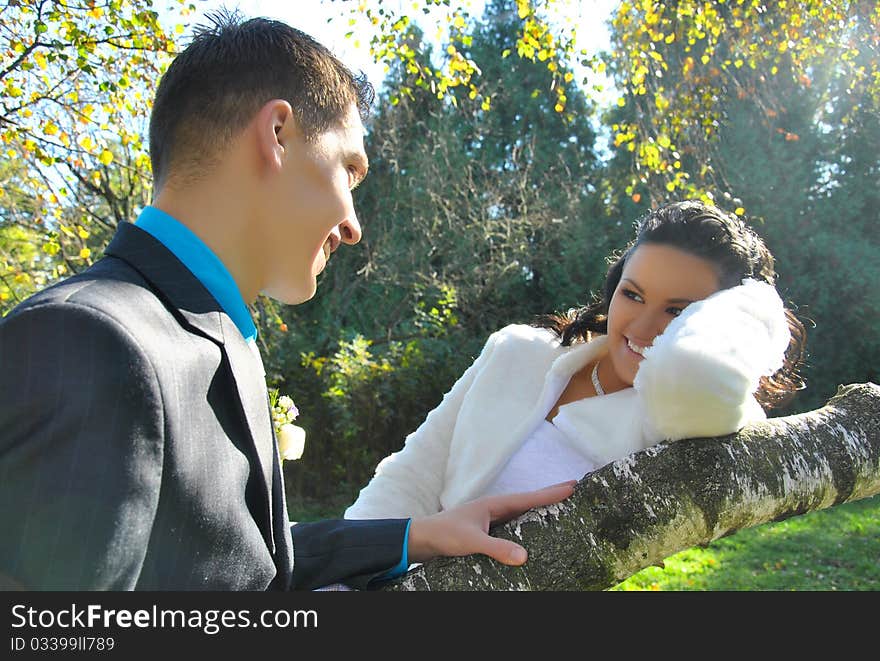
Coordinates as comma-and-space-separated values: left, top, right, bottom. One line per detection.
0, 13, 573, 590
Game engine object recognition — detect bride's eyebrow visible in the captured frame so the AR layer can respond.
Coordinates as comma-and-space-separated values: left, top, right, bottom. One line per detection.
622, 277, 695, 304
621, 277, 643, 292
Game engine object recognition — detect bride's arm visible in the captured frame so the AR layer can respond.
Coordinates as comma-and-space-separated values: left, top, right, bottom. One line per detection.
633, 278, 791, 442
344, 330, 505, 520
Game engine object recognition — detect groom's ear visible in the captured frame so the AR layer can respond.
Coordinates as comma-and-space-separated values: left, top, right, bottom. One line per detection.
254, 99, 298, 172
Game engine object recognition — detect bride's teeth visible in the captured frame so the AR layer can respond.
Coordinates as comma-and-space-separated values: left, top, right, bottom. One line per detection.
628, 339, 646, 355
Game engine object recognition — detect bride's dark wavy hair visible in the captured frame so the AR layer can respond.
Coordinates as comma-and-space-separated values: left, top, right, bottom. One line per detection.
533, 200, 807, 410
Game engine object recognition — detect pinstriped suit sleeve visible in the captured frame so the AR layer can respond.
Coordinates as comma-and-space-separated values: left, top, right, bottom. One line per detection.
290, 518, 410, 590
0, 301, 164, 590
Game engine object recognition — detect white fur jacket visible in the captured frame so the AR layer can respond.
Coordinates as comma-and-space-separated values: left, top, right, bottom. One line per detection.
345, 279, 791, 520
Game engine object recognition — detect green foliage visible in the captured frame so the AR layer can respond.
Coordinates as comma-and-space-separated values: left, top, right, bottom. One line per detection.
341, 0, 579, 114
708, 41, 880, 412
281, 327, 477, 504
349, 1, 880, 202
0, 223, 44, 307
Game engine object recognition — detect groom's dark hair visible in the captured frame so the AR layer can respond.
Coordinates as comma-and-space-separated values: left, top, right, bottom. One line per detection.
149, 8, 374, 190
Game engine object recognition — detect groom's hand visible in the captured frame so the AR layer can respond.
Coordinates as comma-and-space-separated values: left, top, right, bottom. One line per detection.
406, 481, 576, 566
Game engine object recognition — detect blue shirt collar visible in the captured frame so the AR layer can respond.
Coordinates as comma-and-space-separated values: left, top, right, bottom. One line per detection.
135, 206, 258, 342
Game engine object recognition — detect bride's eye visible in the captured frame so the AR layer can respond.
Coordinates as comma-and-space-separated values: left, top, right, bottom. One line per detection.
622, 289, 644, 304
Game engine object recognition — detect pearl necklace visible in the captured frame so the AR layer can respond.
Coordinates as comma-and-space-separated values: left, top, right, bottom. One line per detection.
591, 362, 605, 397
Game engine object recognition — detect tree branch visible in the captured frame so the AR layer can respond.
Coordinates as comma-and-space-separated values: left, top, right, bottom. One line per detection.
384, 382, 880, 590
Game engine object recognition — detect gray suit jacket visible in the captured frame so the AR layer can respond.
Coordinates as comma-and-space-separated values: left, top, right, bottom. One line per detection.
0, 222, 406, 590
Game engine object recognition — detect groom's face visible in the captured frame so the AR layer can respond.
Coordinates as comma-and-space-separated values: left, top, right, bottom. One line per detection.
260, 104, 367, 304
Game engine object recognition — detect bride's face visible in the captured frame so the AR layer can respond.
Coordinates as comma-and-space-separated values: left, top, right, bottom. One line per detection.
601, 243, 721, 392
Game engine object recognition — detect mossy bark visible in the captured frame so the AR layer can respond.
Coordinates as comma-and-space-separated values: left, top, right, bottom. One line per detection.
383, 382, 880, 591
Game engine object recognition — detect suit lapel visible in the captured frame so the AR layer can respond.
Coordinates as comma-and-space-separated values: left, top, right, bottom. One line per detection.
221, 316, 276, 552
104, 222, 277, 554
270, 433, 294, 587
105, 223, 226, 344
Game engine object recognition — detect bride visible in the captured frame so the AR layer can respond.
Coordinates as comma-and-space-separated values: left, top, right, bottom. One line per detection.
345, 200, 806, 520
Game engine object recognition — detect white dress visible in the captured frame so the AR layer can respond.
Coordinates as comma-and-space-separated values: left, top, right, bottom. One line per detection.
483, 414, 599, 497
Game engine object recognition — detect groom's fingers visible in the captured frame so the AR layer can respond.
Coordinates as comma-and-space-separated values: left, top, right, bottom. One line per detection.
476, 481, 577, 565
408, 481, 577, 564
486, 480, 577, 523
474, 536, 529, 566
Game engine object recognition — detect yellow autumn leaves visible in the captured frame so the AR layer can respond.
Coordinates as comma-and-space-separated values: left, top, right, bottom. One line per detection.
342, 0, 876, 205
1, 1, 189, 314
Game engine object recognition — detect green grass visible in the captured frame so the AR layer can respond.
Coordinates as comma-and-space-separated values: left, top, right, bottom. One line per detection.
613, 494, 880, 591
291, 493, 880, 591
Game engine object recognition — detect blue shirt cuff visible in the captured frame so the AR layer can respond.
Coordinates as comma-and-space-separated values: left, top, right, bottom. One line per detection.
375, 518, 411, 582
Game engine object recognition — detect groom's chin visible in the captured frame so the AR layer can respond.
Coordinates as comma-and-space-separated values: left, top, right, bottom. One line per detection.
263, 281, 316, 306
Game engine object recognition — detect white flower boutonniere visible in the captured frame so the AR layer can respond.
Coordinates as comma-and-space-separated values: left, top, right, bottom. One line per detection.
270, 390, 306, 461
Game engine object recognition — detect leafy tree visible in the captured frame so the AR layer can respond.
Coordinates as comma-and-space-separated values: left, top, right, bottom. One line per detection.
605, 0, 878, 200
342, 0, 880, 201
0, 0, 193, 313
698, 25, 880, 412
